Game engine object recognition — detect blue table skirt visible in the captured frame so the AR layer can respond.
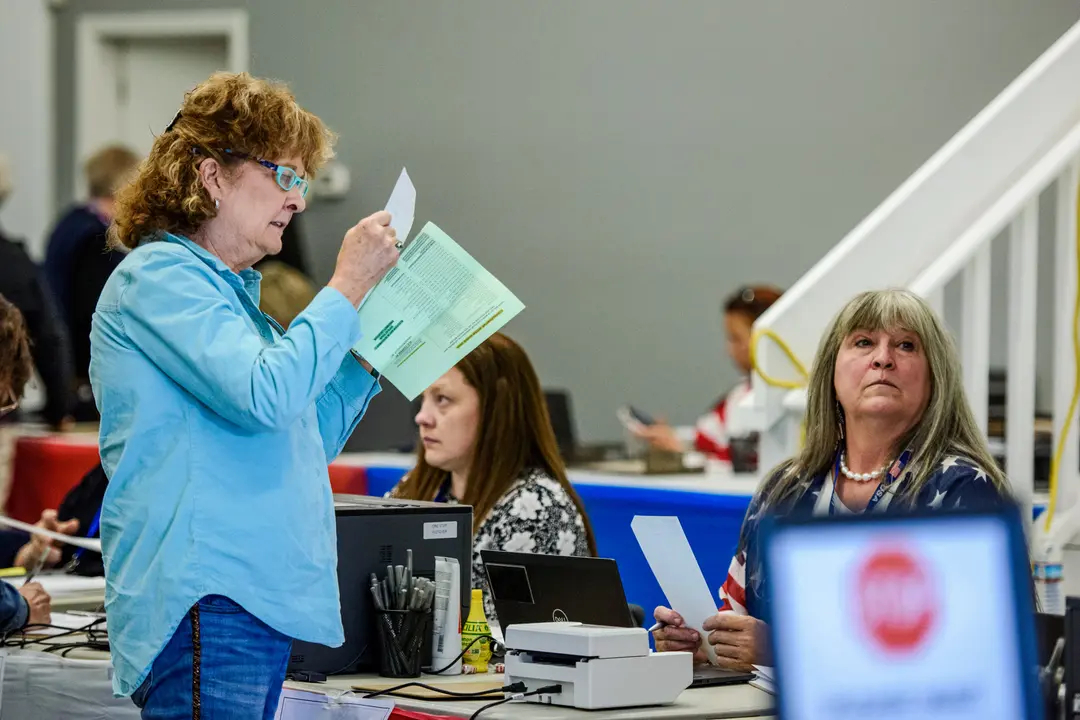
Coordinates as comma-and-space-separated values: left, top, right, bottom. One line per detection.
363, 466, 750, 627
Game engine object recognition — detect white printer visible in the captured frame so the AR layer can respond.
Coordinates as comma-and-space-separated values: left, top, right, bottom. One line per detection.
504, 622, 693, 710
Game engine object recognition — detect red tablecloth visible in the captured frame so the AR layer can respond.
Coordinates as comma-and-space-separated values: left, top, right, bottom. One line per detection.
7, 436, 100, 523
7, 433, 368, 523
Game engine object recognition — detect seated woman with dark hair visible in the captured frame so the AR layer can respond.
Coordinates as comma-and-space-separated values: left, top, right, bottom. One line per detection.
389, 333, 597, 623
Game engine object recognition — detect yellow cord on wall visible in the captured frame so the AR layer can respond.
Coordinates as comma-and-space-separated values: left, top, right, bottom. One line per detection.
749, 328, 810, 390
1043, 179, 1080, 534
749, 327, 811, 448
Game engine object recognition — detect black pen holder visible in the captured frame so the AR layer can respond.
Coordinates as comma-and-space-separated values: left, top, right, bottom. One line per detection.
375, 608, 433, 678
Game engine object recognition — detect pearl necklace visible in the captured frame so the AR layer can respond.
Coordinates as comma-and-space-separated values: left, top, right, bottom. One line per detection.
839, 453, 889, 483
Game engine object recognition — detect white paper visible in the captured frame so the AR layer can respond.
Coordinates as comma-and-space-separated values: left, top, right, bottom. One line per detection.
4, 574, 106, 595
749, 676, 776, 695
0, 515, 102, 553
631, 515, 720, 665
275, 688, 393, 719
753, 664, 775, 681
384, 168, 416, 248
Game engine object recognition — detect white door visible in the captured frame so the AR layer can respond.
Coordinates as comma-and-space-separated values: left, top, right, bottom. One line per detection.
75, 10, 248, 197
102, 36, 228, 158
111, 36, 228, 156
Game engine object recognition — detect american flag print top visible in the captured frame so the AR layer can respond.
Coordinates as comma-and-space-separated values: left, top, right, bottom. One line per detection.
717, 453, 1005, 620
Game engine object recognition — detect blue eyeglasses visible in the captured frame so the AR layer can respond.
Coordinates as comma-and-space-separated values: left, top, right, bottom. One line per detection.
223, 149, 309, 198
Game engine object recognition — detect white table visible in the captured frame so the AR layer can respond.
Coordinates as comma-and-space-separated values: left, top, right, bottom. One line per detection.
286, 671, 777, 719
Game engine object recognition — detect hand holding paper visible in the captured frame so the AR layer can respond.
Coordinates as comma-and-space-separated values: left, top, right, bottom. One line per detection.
384, 168, 416, 247
353, 170, 525, 399
329, 212, 401, 308
632, 515, 720, 666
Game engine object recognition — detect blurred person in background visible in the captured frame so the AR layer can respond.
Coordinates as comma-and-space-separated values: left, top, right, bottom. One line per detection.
258, 259, 318, 329
0, 292, 59, 628
44, 145, 140, 421
633, 284, 783, 472
0, 154, 74, 430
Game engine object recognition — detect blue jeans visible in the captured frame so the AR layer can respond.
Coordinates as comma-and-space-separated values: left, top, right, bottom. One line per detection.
131, 595, 293, 719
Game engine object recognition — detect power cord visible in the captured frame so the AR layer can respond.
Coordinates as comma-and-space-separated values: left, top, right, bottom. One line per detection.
748, 327, 809, 390
468, 684, 563, 719
1043, 173, 1080, 533
1, 618, 107, 649
424, 634, 498, 674
359, 680, 525, 702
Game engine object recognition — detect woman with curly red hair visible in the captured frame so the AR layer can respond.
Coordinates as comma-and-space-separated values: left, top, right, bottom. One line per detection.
91, 72, 399, 717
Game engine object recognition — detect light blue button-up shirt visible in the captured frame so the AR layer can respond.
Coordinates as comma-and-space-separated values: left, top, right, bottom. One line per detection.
90, 233, 380, 696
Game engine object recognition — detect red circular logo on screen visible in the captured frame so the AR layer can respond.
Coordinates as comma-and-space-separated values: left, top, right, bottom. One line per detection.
855, 547, 937, 654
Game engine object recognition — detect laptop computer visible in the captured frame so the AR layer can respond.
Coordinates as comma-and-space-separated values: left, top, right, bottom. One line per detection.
760, 504, 1043, 720
481, 550, 635, 627
480, 550, 753, 689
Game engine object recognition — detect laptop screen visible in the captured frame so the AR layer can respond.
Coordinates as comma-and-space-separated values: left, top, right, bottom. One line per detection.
763, 510, 1041, 720
481, 551, 635, 629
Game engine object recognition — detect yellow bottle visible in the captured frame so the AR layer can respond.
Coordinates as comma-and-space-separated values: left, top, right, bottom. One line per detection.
461, 588, 492, 673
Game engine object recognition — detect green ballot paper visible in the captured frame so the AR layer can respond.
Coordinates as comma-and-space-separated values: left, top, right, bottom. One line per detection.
353, 222, 525, 400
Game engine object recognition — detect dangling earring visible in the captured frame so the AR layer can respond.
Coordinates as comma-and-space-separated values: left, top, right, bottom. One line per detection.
214, 198, 220, 210
836, 401, 845, 441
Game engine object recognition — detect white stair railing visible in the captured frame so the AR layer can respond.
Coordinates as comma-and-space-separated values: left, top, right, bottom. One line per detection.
733, 19, 1080, 533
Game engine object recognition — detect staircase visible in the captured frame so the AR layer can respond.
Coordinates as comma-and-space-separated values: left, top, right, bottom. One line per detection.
731, 19, 1080, 533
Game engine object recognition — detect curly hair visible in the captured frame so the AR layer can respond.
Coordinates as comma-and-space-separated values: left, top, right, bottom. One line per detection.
110, 72, 336, 250
0, 294, 33, 401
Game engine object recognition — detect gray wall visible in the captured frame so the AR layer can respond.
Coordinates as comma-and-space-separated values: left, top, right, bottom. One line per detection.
55, 0, 1080, 442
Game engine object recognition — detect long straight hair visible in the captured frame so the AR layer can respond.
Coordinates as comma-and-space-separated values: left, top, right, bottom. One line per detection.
393, 333, 598, 554
758, 289, 1009, 511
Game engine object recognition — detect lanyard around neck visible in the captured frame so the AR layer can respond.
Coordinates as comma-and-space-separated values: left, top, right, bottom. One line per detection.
813, 448, 913, 516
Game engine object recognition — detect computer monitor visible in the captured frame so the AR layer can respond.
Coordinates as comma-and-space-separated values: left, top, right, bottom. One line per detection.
480, 551, 635, 628
761, 505, 1043, 720
544, 390, 577, 462
288, 495, 472, 676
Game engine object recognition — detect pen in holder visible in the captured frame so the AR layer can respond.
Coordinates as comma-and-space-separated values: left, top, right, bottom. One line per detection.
375, 607, 433, 678
370, 550, 436, 678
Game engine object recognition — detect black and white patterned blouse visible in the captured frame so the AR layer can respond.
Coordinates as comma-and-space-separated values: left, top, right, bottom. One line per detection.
392, 467, 591, 623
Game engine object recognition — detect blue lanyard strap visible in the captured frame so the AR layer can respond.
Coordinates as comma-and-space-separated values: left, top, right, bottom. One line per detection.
73, 508, 102, 560
830, 448, 913, 514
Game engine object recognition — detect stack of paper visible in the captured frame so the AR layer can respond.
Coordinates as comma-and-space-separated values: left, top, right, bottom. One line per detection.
750, 665, 776, 695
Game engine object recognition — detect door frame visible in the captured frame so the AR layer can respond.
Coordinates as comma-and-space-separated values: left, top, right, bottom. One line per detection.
74, 9, 248, 197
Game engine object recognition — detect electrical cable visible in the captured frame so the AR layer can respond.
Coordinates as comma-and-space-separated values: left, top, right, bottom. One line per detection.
424, 634, 496, 675
1043, 175, 1080, 534
468, 684, 563, 719
359, 680, 524, 702
749, 327, 809, 390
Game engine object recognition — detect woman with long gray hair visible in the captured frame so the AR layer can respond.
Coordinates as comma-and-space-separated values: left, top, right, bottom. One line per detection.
653, 288, 1009, 670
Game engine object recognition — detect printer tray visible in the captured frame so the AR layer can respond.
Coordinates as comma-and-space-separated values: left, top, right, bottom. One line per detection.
690, 665, 754, 688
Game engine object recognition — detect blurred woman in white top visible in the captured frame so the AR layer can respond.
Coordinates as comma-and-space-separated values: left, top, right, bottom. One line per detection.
634, 284, 783, 472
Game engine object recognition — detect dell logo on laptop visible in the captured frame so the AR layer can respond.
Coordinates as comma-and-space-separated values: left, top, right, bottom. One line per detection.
552, 609, 569, 622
